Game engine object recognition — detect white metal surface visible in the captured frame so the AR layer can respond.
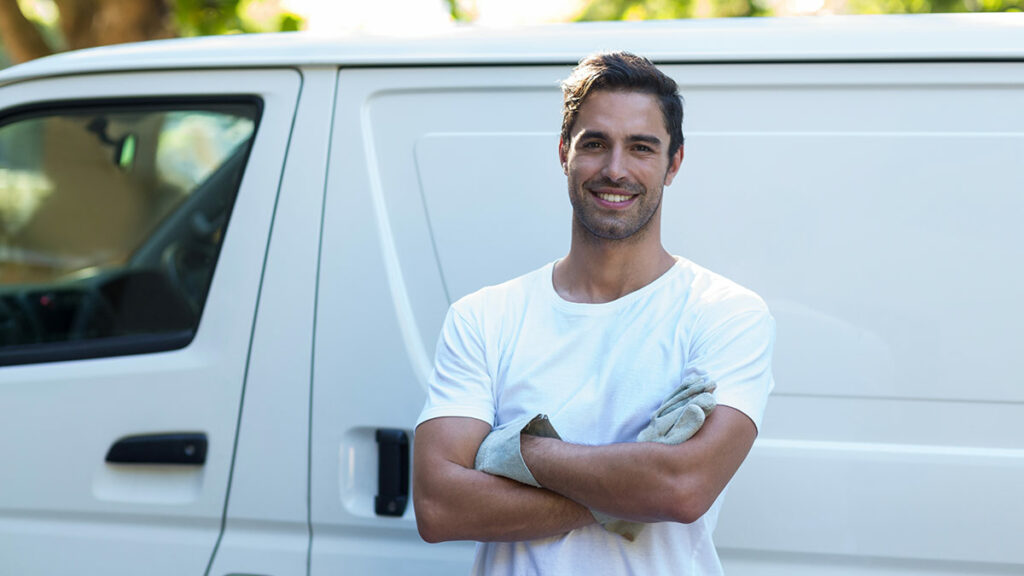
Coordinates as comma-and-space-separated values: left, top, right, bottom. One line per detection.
667, 61, 1024, 573
0, 69, 300, 575
312, 60, 1024, 575
205, 67, 335, 576
1, 14, 1023, 88
309, 66, 478, 575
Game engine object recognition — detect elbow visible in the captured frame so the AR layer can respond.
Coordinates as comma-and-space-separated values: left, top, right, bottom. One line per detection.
667, 499, 712, 525
662, 477, 716, 524
413, 492, 452, 544
417, 521, 445, 544
412, 460, 454, 543
415, 509, 444, 543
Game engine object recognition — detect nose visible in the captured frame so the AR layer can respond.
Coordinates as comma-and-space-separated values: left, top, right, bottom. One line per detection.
601, 146, 627, 182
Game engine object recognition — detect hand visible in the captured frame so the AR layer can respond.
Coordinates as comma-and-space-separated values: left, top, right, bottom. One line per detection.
591, 509, 645, 542
474, 414, 561, 487
638, 375, 716, 445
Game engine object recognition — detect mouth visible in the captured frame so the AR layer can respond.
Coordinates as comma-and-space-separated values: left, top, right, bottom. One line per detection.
595, 192, 634, 203
589, 188, 640, 209
585, 178, 643, 208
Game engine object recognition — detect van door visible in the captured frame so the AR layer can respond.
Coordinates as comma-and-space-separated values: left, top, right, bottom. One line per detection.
0, 69, 300, 575
310, 64, 570, 575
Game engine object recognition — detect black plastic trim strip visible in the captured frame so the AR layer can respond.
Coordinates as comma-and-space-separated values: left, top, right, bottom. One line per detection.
0, 330, 195, 366
0, 95, 264, 131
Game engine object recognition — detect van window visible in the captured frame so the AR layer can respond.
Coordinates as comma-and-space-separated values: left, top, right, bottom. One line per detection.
0, 101, 259, 364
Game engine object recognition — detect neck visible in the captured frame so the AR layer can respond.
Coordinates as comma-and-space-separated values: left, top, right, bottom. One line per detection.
553, 223, 675, 304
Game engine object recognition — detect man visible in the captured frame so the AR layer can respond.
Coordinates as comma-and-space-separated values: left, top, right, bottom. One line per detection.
413, 51, 775, 574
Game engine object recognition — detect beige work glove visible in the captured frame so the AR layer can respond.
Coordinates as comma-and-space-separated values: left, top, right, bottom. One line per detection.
593, 375, 718, 542
473, 415, 646, 542
638, 375, 717, 445
474, 414, 561, 487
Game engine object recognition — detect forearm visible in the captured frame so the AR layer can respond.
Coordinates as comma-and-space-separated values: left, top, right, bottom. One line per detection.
521, 435, 699, 523
415, 461, 593, 542
413, 418, 594, 543
520, 407, 756, 524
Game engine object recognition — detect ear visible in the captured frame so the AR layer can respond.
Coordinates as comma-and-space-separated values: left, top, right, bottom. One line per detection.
558, 137, 568, 175
663, 145, 684, 186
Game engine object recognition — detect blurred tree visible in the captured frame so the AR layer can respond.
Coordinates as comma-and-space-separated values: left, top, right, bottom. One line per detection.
443, 0, 469, 21
848, 0, 1021, 13
0, 0, 303, 66
574, 0, 1020, 17
578, 0, 691, 19
575, 0, 769, 20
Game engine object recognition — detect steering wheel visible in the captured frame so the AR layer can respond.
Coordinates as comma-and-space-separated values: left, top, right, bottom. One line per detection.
161, 239, 217, 314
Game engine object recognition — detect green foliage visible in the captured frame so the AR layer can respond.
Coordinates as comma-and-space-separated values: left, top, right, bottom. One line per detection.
848, 0, 1022, 11
126, 0, 304, 38
576, 0, 768, 20
175, 0, 246, 35
444, 0, 478, 22
177, 0, 306, 36
576, 0, 1018, 18
278, 13, 302, 32
577, 0, 690, 20
444, 0, 465, 21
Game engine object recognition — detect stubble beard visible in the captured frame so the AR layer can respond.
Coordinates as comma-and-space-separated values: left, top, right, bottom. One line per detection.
569, 177, 663, 245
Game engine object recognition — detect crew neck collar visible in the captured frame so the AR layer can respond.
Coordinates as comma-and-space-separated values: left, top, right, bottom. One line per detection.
543, 256, 683, 314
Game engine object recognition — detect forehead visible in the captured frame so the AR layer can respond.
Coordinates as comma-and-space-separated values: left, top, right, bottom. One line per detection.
571, 90, 666, 139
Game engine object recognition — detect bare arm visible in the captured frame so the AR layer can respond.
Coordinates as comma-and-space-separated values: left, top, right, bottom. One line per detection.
413, 416, 595, 543
521, 405, 757, 524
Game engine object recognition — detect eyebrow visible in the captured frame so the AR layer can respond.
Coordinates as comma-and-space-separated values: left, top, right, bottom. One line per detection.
578, 130, 662, 147
629, 134, 663, 146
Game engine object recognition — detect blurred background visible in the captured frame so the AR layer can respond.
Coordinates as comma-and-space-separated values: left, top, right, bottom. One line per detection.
1, 0, 1022, 70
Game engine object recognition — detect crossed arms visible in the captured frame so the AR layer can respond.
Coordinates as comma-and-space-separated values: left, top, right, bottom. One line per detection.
412, 405, 756, 543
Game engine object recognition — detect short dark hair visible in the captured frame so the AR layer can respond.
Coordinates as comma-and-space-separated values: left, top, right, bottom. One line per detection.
560, 51, 684, 158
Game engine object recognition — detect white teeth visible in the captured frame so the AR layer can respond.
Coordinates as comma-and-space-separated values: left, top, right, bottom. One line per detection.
598, 193, 631, 203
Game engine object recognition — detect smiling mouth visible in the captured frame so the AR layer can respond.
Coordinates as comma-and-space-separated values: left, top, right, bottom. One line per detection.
595, 192, 634, 203
585, 178, 643, 204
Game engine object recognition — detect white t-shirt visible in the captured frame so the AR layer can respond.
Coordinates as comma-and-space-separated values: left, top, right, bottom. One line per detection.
417, 256, 775, 576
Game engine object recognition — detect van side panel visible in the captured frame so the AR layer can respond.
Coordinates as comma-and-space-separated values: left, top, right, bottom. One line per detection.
312, 63, 1024, 575
673, 62, 1024, 574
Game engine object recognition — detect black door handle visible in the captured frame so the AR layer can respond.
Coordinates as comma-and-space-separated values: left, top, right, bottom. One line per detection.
106, 432, 208, 465
375, 428, 409, 517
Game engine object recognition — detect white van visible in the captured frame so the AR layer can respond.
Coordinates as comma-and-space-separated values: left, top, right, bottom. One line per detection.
0, 13, 1021, 576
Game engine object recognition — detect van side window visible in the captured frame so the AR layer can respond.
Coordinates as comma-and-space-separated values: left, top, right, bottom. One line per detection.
0, 101, 259, 365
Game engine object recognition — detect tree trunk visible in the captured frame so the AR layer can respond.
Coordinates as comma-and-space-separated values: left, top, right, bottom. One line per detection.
92, 0, 173, 46
0, 0, 54, 64
0, 0, 174, 67
54, 0, 100, 50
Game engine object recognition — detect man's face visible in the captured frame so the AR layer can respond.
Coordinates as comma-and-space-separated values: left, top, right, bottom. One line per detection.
560, 90, 683, 243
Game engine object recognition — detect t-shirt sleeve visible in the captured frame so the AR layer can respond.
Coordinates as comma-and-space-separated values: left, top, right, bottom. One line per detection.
416, 305, 496, 428
683, 301, 776, 432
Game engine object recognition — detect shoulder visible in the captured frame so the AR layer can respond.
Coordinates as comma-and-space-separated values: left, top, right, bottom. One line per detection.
671, 256, 772, 324
448, 262, 553, 327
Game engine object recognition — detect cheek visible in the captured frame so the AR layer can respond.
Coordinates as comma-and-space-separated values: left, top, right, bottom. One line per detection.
568, 156, 603, 180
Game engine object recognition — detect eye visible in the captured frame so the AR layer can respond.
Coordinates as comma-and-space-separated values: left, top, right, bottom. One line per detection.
581, 140, 604, 150
633, 144, 654, 153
